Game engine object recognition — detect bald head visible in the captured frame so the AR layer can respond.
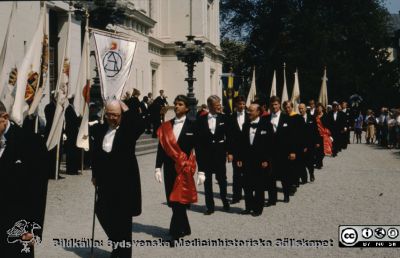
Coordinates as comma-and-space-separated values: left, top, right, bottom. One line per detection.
248, 103, 261, 121
105, 100, 122, 128
298, 103, 306, 115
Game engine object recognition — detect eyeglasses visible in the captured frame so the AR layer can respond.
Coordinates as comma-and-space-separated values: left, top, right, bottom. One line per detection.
105, 113, 121, 118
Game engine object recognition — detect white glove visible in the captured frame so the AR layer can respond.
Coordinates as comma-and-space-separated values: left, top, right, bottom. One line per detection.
330, 136, 334, 142
196, 171, 205, 185
155, 168, 162, 183
62, 134, 67, 141
88, 120, 99, 126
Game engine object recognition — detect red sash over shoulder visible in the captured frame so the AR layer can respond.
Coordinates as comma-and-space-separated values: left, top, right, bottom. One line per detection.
157, 121, 197, 204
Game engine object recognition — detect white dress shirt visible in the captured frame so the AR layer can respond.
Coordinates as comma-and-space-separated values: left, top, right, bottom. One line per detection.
102, 126, 119, 153
303, 114, 307, 123
271, 111, 281, 133
208, 113, 217, 134
310, 108, 315, 116
0, 120, 10, 158
236, 110, 245, 131
333, 111, 337, 121
249, 117, 260, 145
173, 115, 186, 140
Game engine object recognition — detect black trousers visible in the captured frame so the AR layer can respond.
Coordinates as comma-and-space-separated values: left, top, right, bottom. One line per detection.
332, 134, 341, 155
288, 158, 302, 186
231, 161, 244, 201
267, 161, 291, 202
96, 190, 132, 258
169, 203, 190, 238
204, 166, 228, 211
315, 143, 324, 168
303, 149, 315, 182
243, 169, 266, 213
151, 116, 161, 137
65, 140, 80, 174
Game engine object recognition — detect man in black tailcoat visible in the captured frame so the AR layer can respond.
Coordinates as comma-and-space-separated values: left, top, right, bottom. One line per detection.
150, 90, 168, 138
299, 103, 321, 182
283, 101, 305, 194
265, 96, 297, 204
154, 95, 204, 241
65, 98, 81, 175
326, 102, 346, 157
196, 95, 230, 215
341, 101, 351, 149
140, 96, 152, 134
226, 95, 248, 204
44, 96, 60, 179
236, 103, 272, 216
0, 101, 48, 257
90, 100, 144, 258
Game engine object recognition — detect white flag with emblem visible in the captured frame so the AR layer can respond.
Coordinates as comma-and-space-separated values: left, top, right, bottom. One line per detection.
0, 2, 18, 113
75, 24, 91, 151
46, 11, 71, 150
11, 7, 46, 125
93, 31, 136, 101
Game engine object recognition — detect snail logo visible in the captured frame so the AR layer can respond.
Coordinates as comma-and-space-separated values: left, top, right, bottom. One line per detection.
7, 220, 42, 253
103, 41, 122, 78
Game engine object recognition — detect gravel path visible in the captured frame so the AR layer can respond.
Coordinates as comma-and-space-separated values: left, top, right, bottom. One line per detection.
36, 142, 400, 258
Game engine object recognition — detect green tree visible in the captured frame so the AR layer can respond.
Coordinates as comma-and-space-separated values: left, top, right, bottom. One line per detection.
221, 0, 400, 109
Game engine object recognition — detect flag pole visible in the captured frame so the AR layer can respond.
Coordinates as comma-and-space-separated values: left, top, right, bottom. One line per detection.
81, 149, 84, 174
35, 115, 39, 134
90, 187, 97, 258
55, 138, 60, 180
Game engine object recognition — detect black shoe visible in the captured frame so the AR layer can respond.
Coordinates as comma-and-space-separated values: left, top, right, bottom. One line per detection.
204, 209, 214, 215
289, 187, 296, 196
230, 199, 241, 204
66, 172, 79, 175
50, 175, 65, 180
240, 209, 252, 215
265, 202, 276, 207
251, 211, 262, 217
283, 195, 290, 203
310, 174, 315, 182
223, 202, 230, 211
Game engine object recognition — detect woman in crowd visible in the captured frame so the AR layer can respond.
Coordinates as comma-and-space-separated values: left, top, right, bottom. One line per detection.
315, 103, 332, 169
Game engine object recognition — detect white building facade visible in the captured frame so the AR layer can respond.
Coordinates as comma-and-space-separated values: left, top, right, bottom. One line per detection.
0, 0, 223, 118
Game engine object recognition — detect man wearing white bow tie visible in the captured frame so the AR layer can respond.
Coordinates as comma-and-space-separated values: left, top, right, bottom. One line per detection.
265, 96, 297, 205
196, 95, 231, 215
236, 103, 273, 216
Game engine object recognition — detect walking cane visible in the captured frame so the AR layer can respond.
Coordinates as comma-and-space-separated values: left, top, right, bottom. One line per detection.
90, 186, 97, 258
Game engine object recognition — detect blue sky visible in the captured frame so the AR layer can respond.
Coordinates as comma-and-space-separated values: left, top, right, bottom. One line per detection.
385, 0, 400, 13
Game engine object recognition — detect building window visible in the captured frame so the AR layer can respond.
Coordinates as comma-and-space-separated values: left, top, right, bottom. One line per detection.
151, 69, 157, 94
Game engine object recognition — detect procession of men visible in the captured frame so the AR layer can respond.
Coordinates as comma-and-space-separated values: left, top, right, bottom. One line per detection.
1, 87, 355, 257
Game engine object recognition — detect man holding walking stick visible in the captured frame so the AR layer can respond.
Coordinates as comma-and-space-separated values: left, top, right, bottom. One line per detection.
90, 100, 144, 258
